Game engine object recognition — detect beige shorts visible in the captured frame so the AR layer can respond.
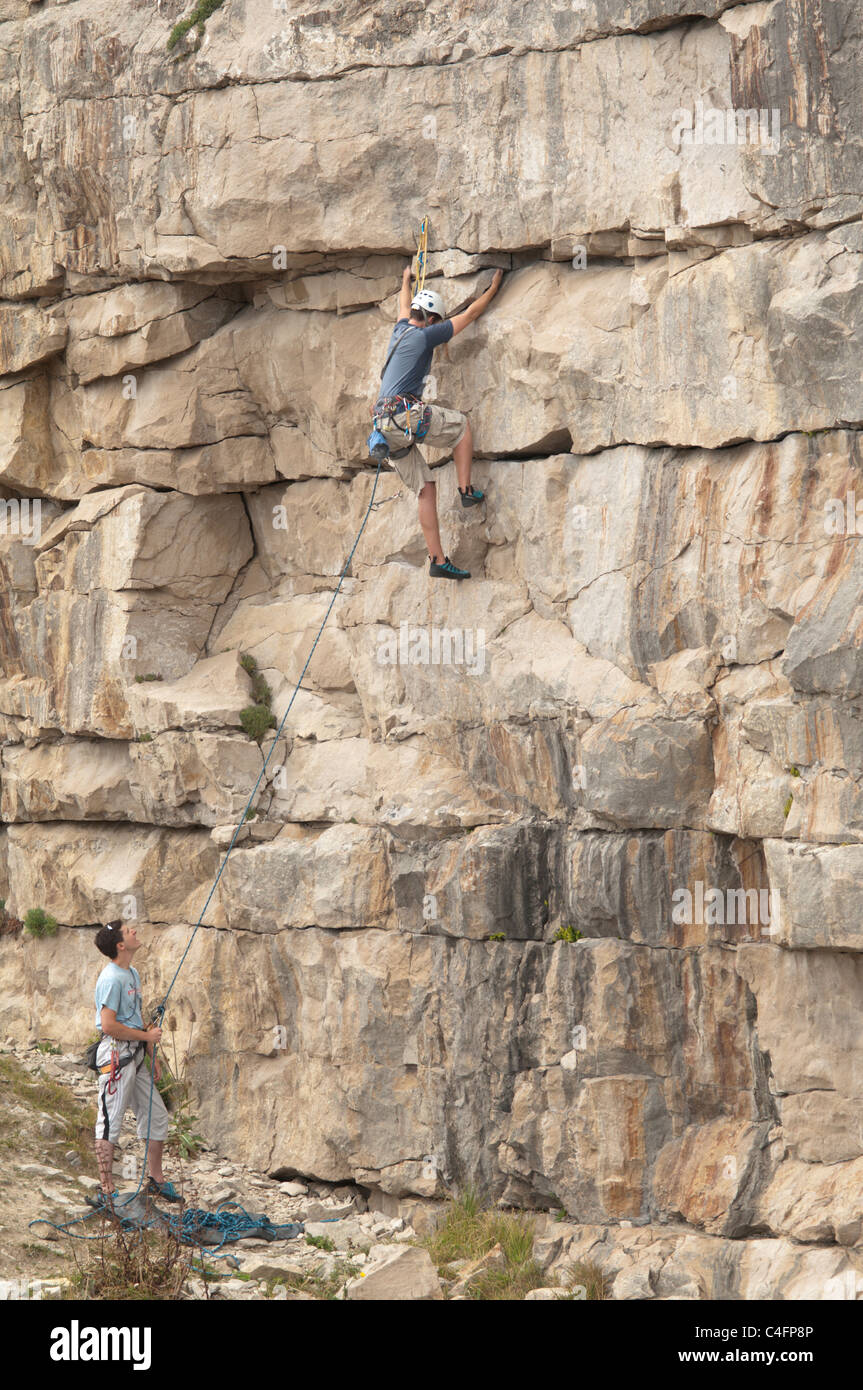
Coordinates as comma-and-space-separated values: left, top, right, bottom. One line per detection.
378, 403, 468, 495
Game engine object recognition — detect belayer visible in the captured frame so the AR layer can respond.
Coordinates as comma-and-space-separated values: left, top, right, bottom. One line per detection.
87, 920, 181, 1211
369, 265, 504, 579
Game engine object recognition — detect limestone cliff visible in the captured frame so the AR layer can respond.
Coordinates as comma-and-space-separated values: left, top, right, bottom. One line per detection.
1, 0, 862, 1299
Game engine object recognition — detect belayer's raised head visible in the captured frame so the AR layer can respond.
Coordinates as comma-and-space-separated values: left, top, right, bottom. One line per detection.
94, 919, 142, 965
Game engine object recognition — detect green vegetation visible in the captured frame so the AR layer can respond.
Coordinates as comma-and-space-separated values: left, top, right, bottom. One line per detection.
167, 0, 226, 54
66, 1217, 193, 1301
789, 766, 801, 777
783, 794, 793, 818
305, 1233, 335, 1252
553, 924, 583, 943
35, 1042, 63, 1056
240, 704, 276, 742
422, 1186, 546, 1300
239, 652, 277, 743
556, 1259, 609, 1301
264, 1259, 362, 1300
23, 907, 59, 939
133, 674, 163, 683
168, 1098, 205, 1160
487, 932, 506, 942
160, 1015, 205, 1159
0, 1052, 95, 1168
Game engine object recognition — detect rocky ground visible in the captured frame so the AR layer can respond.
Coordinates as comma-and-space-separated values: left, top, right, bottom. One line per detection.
0, 1040, 554, 1301
3, 1040, 861, 1302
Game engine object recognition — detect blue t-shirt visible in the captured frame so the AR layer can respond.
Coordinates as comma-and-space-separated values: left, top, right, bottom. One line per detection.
94, 962, 143, 1031
376, 317, 454, 406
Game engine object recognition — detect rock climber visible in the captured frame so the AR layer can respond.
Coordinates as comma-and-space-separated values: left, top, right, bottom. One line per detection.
371, 265, 504, 579
89, 920, 181, 1210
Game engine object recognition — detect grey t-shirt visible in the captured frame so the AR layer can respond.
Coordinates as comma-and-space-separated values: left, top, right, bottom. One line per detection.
376, 317, 454, 406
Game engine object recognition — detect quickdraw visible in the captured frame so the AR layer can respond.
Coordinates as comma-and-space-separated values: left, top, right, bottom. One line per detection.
105, 1047, 120, 1096
415, 216, 429, 294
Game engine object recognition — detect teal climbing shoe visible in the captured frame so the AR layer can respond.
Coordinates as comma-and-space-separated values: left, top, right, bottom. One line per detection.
147, 1178, 183, 1203
459, 485, 485, 508
430, 555, 470, 580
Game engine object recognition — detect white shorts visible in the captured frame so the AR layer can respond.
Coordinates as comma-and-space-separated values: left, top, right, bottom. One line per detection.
94, 1039, 169, 1145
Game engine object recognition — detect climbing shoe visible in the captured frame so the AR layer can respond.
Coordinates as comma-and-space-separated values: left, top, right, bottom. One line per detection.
459, 484, 485, 508
430, 555, 470, 580
147, 1178, 183, 1203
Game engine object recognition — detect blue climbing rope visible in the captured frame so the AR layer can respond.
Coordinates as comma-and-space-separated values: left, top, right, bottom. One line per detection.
30, 1198, 305, 1266
30, 457, 385, 1240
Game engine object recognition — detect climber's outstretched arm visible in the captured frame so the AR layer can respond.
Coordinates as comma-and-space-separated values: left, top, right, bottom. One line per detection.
398, 265, 413, 320
449, 269, 504, 337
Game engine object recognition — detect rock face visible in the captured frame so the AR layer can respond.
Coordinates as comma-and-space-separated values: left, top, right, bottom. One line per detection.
1, 0, 862, 1299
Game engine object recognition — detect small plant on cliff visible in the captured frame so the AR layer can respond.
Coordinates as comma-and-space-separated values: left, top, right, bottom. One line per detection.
24, 907, 59, 939
239, 651, 277, 744
240, 704, 277, 742
166, 0, 226, 54
133, 674, 163, 683
553, 924, 583, 943
487, 932, 506, 942
783, 794, 793, 818
137, 732, 153, 743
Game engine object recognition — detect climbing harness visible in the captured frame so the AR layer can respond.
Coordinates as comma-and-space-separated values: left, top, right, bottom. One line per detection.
91, 1038, 144, 1097
373, 391, 432, 457
30, 454, 386, 1252
368, 346, 432, 459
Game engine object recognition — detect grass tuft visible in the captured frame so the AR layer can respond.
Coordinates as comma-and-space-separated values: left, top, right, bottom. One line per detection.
422, 1186, 547, 1300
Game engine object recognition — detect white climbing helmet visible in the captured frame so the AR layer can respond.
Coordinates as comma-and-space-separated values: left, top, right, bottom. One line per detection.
410, 288, 446, 321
